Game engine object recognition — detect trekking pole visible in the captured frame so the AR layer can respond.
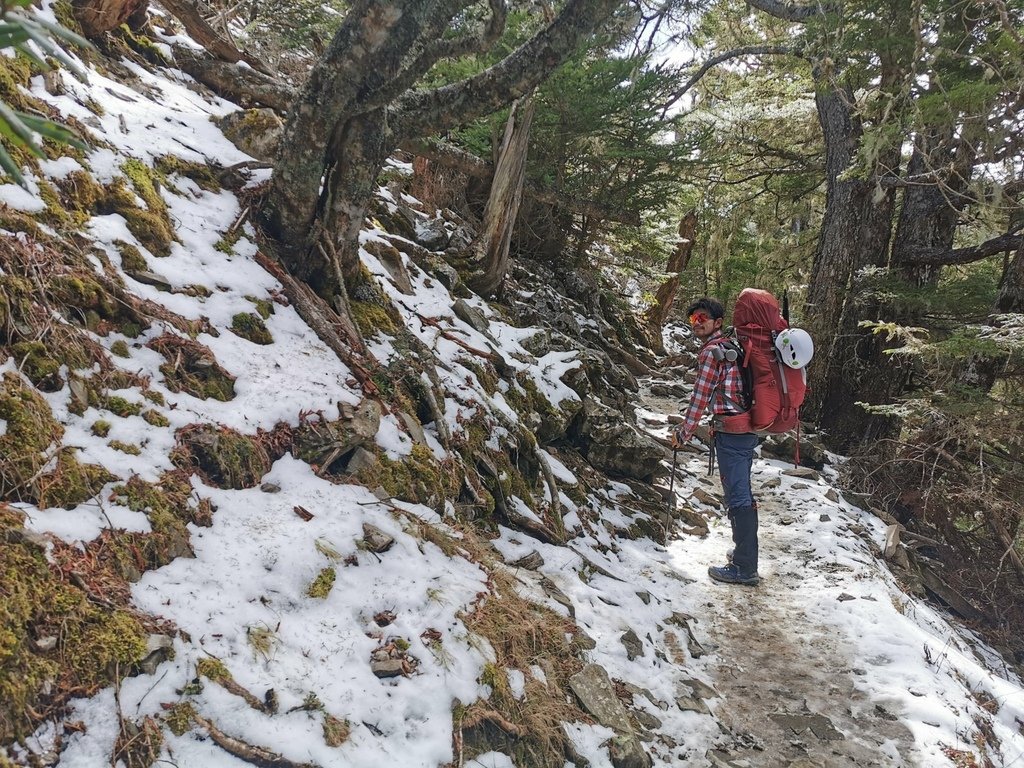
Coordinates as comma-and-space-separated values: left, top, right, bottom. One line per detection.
668, 446, 678, 512
707, 438, 716, 477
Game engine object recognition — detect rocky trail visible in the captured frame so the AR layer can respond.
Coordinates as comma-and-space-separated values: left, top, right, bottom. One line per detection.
638, 375, 921, 767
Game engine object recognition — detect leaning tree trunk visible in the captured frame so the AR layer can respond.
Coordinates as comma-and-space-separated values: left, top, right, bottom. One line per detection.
467, 98, 535, 296
644, 210, 697, 354
72, 0, 147, 37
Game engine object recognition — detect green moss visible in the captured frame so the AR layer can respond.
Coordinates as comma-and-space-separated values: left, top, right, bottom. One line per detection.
355, 444, 458, 509
116, 24, 169, 65
171, 425, 270, 489
306, 567, 336, 599
115, 240, 149, 273
0, 52, 34, 113
91, 420, 112, 437
246, 296, 275, 319
37, 449, 117, 508
108, 474, 197, 570
351, 300, 400, 338
143, 389, 165, 406
109, 440, 141, 455
10, 341, 62, 391
153, 155, 221, 192
0, 509, 148, 743
230, 312, 273, 345
142, 409, 170, 427
148, 335, 236, 401
0, 373, 64, 502
196, 657, 230, 681
110, 340, 130, 358
104, 395, 142, 417
99, 178, 174, 257
164, 703, 196, 736
214, 228, 242, 254
322, 714, 350, 747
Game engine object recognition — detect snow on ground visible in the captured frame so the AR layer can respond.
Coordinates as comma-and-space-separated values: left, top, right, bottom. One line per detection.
3, 10, 1024, 768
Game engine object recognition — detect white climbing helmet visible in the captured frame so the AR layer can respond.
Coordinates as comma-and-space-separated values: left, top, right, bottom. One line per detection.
775, 328, 814, 369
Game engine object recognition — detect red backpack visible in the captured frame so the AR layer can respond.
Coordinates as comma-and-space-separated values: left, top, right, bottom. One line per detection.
715, 288, 807, 435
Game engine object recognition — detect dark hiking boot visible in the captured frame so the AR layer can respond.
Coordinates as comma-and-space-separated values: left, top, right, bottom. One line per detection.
708, 564, 759, 586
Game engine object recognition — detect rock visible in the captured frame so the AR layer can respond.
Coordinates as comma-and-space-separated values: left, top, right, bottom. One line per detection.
620, 629, 644, 660
294, 399, 382, 472
762, 476, 782, 489
260, 482, 281, 493
782, 467, 821, 481
647, 381, 688, 398
761, 434, 828, 469
680, 677, 716, 700
819, 513, 831, 522
706, 750, 747, 768
569, 665, 651, 768
215, 108, 284, 162
397, 411, 427, 445
414, 217, 450, 251
577, 398, 667, 482
510, 550, 544, 570
633, 709, 662, 731
636, 591, 651, 605
371, 659, 406, 678
837, 593, 856, 602
573, 629, 597, 651
361, 523, 394, 553
691, 487, 722, 507
569, 664, 633, 732
675, 694, 710, 714
137, 633, 174, 675
768, 712, 845, 741
126, 269, 172, 291
452, 299, 490, 334
33, 636, 58, 652
825, 488, 840, 503
539, 576, 575, 618
344, 446, 378, 474
790, 482, 810, 490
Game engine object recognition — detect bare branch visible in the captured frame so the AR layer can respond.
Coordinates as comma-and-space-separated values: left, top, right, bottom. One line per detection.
160, 0, 272, 75
902, 232, 1024, 266
662, 44, 794, 114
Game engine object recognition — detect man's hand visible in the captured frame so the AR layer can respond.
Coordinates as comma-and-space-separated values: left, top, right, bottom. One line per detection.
670, 424, 688, 449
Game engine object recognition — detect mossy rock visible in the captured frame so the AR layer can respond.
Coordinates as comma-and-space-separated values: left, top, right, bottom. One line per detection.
153, 155, 221, 192
108, 473, 203, 571
10, 341, 63, 391
215, 109, 283, 163
354, 444, 459, 510
147, 334, 236, 401
230, 312, 273, 345
172, 425, 270, 489
0, 373, 64, 502
36, 449, 117, 508
115, 240, 148, 273
245, 296, 275, 319
306, 567, 336, 599
98, 178, 174, 258
0, 509, 149, 743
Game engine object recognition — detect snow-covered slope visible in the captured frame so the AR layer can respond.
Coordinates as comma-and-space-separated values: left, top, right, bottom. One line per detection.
1, 7, 1023, 767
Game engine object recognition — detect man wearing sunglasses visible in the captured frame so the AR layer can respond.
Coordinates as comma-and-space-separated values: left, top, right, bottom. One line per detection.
671, 298, 761, 586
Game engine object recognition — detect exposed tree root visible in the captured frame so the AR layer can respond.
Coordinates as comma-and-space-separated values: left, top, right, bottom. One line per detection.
192, 712, 320, 768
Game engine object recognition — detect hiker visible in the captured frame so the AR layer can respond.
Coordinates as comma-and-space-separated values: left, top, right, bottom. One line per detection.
671, 298, 760, 586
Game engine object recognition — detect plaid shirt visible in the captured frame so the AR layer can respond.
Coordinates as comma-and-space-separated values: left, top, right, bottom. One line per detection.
677, 331, 745, 442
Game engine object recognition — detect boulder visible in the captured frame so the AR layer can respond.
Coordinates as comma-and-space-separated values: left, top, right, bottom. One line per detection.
215, 109, 284, 163
575, 398, 667, 482
569, 664, 652, 768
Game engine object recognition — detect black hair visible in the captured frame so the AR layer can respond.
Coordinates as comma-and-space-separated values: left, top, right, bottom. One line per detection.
684, 297, 725, 320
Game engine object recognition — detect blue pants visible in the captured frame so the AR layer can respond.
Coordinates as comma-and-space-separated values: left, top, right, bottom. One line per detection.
715, 431, 759, 574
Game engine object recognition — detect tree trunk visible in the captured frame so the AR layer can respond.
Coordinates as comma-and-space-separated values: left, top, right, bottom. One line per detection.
72, 0, 147, 38
804, 74, 901, 450
159, 0, 271, 74
468, 98, 535, 296
994, 243, 1024, 313
644, 210, 697, 354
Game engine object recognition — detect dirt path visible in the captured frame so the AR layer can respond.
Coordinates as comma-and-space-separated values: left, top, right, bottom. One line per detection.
639, 380, 919, 767
694, 493, 918, 768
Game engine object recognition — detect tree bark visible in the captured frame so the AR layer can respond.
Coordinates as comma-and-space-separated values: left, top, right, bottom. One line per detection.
170, 45, 296, 112
264, 0, 622, 308
72, 0, 147, 38
159, 0, 271, 74
644, 210, 697, 354
994, 243, 1024, 313
467, 98, 535, 296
